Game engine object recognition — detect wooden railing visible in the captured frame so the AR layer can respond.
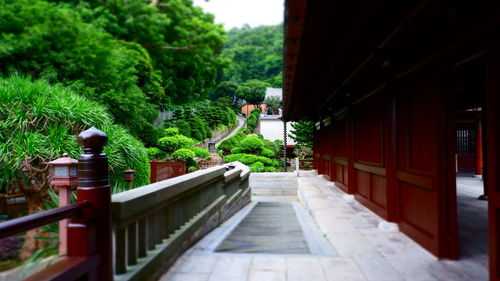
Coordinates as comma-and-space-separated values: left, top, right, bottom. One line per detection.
0, 127, 113, 281
111, 162, 251, 281
0, 202, 90, 239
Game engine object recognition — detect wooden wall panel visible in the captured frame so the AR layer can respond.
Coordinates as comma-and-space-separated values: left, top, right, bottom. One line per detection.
354, 100, 384, 165
333, 118, 348, 158
408, 96, 435, 172
336, 165, 344, 183
350, 95, 388, 218
334, 157, 348, 191
395, 75, 443, 257
399, 182, 437, 238
343, 165, 349, 186
356, 170, 370, 199
371, 174, 387, 208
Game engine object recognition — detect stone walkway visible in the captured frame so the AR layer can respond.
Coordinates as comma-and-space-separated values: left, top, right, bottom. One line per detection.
215, 116, 245, 147
456, 175, 488, 273
159, 172, 488, 281
216, 201, 309, 254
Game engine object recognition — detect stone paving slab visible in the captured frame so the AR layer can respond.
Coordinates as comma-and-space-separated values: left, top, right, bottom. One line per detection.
298, 172, 487, 281
160, 172, 487, 281
216, 201, 309, 254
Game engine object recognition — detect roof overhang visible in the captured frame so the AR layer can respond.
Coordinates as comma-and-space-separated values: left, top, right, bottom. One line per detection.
283, 0, 500, 121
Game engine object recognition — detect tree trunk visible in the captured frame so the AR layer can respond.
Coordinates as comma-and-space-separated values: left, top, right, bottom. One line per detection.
19, 193, 47, 260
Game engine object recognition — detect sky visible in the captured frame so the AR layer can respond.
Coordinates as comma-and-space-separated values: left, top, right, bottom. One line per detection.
193, 0, 284, 30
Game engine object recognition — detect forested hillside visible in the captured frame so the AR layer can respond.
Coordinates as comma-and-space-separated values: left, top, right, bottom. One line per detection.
222, 24, 283, 87
0, 0, 227, 145
208, 23, 283, 108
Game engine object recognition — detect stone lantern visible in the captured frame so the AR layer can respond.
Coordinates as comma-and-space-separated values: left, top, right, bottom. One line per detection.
123, 168, 135, 188
46, 152, 78, 255
208, 141, 216, 152
47, 153, 78, 187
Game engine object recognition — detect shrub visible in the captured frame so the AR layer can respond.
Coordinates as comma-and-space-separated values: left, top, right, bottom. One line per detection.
231, 147, 245, 154
235, 131, 246, 141
188, 166, 199, 173
260, 148, 275, 158
217, 130, 246, 155
189, 147, 211, 159
173, 148, 196, 162
216, 124, 228, 132
249, 161, 264, 172
103, 124, 150, 188
218, 138, 237, 153
263, 166, 277, 172
256, 156, 274, 166
164, 127, 179, 137
239, 137, 265, 152
157, 135, 194, 153
174, 120, 191, 137
146, 147, 166, 160
246, 108, 261, 133
224, 153, 259, 165
189, 115, 211, 141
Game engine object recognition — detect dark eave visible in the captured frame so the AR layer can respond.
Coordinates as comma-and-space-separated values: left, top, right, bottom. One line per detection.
283, 0, 500, 121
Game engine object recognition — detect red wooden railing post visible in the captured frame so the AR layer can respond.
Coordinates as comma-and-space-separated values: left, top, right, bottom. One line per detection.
68, 127, 113, 281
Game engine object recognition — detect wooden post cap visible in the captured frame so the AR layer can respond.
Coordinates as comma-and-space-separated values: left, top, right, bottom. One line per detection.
77, 127, 108, 152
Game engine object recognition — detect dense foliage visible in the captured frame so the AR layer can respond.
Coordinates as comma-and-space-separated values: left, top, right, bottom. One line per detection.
0, 76, 150, 195
151, 128, 210, 171
221, 133, 282, 173
264, 96, 281, 112
237, 80, 270, 108
0, 75, 150, 264
221, 24, 283, 87
245, 108, 261, 133
209, 81, 239, 107
165, 102, 237, 141
288, 121, 314, 147
217, 128, 247, 155
0, 0, 227, 145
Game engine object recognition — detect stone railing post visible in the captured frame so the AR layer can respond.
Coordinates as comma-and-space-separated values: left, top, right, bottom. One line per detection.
71, 127, 113, 280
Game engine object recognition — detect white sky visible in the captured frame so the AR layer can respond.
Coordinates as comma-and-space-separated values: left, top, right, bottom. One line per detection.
193, 0, 284, 30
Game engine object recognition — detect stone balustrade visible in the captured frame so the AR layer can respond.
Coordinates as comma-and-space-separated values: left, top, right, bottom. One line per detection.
111, 162, 250, 281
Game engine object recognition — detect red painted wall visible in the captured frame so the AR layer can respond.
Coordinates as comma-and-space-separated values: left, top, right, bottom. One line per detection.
352, 96, 387, 218
333, 117, 349, 192
312, 75, 457, 258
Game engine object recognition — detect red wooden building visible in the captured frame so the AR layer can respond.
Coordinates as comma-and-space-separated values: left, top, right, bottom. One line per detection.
283, 0, 500, 279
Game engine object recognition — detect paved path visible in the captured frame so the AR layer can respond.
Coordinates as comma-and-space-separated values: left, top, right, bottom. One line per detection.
160, 172, 488, 281
216, 201, 309, 254
216, 116, 245, 147
456, 175, 488, 272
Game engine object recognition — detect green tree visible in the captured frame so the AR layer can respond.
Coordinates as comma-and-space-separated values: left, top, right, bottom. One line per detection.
0, 0, 159, 144
210, 81, 238, 100
0, 76, 149, 258
288, 121, 314, 147
264, 96, 281, 112
210, 81, 239, 107
222, 24, 283, 87
0, 0, 229, 144
237, 80, 270, 108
